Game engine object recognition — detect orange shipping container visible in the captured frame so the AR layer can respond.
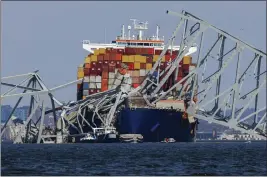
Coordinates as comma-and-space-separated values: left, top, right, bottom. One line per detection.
115, 54, 122, 61
102, 71, 109, 79
97, 55, 104, 61
101, 79, 108, 91
84, 63, 91, 69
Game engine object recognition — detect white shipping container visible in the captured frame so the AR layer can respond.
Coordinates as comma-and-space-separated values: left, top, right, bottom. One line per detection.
108, 79, 115, 85
145, 70, 149, 74
96, 76, 102, 82
140, 69, 146, 76
115, 69, 118, 74
89, 83, 96, 89
189, 65, 196, 72
83, 90, 89, 96
109, 72, 115, 79
96, 83, 101, 89
114, 79, 122, 86
83, 76, 90, 82
108, 84, 113, 89
115, 72, 123, 80
89, 76, 96, 82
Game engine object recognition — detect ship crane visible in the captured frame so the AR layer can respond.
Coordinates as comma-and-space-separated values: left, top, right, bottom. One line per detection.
1, 10, 266, 143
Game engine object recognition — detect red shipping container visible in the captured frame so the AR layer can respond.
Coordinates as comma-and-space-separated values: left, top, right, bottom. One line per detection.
109, 53, 116, 61
116, 61, 121, 68
160, 62, 165, 70
102, 71, 108, 79
83, 68, 90, 76
140, 63, 146, 69
165, 55, 171, 62
132, 83, 140, 88
115, 54, 122, 61
127, 63, 134, 70
146, 56, 153, 63
183, 64, 190, 71
96, 68, 102, 76
101, 79, 108, 91
178, 69, 183, 77
115, 49, 124, 54
77, 84, 82, 90
91, 62, 97, 67
105, 48, 112, 53
96, 61, 103, 68
97, 55, 104, 61
104, 54, 110, 61
109, 60, 116, 65
172, 50, 179, 56
155, 50, 162, 55
90, 68, 97, 76
103, 65, 109, 72
89, 89, 96, 95
109, 66, 116, 72
103, 60, 109, 66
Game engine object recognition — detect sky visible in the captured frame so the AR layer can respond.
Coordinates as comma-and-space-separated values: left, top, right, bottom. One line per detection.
1, 1, 266, 107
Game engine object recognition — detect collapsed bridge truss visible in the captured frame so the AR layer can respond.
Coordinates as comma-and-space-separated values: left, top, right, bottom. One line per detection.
1, 10, 266, 143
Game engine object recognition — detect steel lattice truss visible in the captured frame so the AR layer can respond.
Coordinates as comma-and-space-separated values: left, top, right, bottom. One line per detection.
1, 10, 266, 143
139, 11, 266, 139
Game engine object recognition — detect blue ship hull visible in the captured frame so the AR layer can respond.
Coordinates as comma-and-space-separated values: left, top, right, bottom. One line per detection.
116, 108, 196, 142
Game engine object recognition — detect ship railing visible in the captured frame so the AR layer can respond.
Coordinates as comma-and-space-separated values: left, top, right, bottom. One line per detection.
82, 40, 90, 44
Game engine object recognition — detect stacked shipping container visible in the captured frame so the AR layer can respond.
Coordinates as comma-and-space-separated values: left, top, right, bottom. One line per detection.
77, 48, 195, 100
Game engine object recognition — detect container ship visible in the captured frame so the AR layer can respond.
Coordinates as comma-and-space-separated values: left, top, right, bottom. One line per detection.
75, 20, 199, 143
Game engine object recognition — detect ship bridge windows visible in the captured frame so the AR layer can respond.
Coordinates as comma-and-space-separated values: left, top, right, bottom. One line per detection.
144, 43, 149, 46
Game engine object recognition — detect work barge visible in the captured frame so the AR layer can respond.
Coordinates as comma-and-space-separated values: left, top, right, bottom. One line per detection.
1, 10, 266, 144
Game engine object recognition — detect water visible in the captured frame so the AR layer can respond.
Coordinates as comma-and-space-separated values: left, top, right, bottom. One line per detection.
1, 142, 266, 176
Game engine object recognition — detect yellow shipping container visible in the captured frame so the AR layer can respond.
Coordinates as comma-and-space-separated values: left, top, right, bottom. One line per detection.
78, 67, 83, 72
146, 63, 152, 70
83, 96, 86, 100
134, 62, 141, 69
128, 55, 135, 62
84, 57, 91, 63
99, 48, 106, 54
94, 49, 99, 55
134, 55, 140, 62
77, 71, 84, 78
153, 55, 165, 62
122, 55, 129, 62
91, 55, 98, 62
139, 56, 146, 63
183, 56, 192, 64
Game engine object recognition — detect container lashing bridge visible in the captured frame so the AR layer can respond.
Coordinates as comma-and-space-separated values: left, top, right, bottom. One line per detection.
1, 10, 266, 143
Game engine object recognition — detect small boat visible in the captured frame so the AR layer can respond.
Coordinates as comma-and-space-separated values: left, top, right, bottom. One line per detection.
80, 133, 97, 143
161, 138, 176, 143
245, 141, 251, 144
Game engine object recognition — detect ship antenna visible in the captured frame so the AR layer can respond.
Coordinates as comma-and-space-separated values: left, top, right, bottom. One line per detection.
121, 24, 125, 40
156, 25, 160, 40
128, 25, 131, 40
104, 28, 106, 43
